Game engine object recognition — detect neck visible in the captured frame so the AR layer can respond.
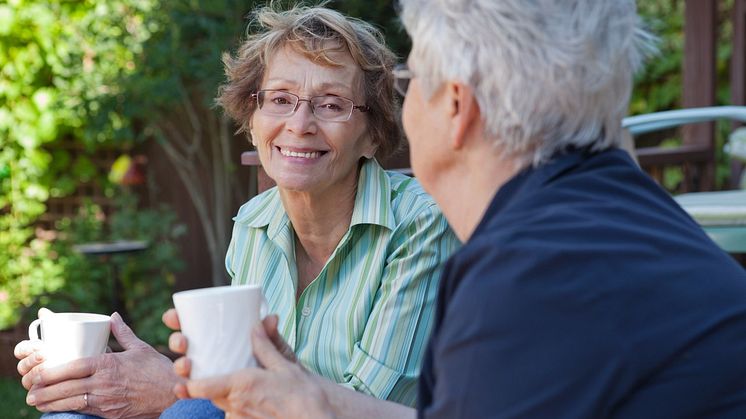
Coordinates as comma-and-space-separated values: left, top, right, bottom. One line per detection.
279, 176, 358, 263
428, 144, 520, 243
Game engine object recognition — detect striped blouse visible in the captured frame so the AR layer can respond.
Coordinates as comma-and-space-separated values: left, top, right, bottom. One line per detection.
225, 158, 459, 406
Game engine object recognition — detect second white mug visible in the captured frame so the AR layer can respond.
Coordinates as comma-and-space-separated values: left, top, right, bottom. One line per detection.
173, 284, 267, 379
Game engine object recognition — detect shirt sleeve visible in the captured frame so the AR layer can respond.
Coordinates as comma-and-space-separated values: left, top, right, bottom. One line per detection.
343, 204, 459, 406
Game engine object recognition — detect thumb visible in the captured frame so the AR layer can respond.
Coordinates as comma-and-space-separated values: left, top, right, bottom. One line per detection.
251, 320, 291, 370
263, 315, 296, 362
110, 312, 146, 350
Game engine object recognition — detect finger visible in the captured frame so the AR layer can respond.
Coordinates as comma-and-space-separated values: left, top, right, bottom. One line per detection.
14, 340, 44, 360
262, 315, 296, 362
162, 308, 181, 330
33, 391, 89, 414
173, 356, 192, 379
28, 356, 97, 389
174, 382, 190, 399
168, 332, 188, 355
38, 307, 54, 318
110, 312, 147, 351
17, 350, 44, 377
26, 377, 89, 408
252, 321, 291, 370
19, 354, 46, 389
185, 375, 233, 400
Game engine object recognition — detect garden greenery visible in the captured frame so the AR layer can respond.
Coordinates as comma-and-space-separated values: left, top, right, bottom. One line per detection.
0, 0, 738, 340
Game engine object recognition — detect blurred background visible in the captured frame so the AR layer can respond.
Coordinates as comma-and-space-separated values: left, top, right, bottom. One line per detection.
0, 0, 741, 416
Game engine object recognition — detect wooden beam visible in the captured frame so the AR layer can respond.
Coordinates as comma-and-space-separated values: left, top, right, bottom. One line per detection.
683, 0, 717, 190
731, 0, 746, 187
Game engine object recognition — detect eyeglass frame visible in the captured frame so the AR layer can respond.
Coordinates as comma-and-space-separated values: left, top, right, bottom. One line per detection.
250, 89, 370, 122
393, 64, 414, 97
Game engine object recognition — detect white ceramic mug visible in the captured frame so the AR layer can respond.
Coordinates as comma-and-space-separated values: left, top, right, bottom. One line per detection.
28, 311, 111, 368
173, 284, 267, 379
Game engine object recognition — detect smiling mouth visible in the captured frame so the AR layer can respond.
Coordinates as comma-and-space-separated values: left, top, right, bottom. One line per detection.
277, 147, 326, 159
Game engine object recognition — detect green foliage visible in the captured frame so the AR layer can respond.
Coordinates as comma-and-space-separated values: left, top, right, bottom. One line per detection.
633, 0, 736, 191
0, 0, 160, 329
45, 192, 186, 347
0, 377, 40, 418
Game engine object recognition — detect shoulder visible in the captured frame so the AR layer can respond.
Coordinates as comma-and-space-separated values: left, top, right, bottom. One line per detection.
233, 187, 281, 224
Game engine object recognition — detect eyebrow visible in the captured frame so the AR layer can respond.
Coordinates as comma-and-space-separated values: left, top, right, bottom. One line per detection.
264, 79, 354, 94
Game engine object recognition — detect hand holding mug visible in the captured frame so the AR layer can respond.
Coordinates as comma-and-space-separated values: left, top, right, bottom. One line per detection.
167, 285, 267, 379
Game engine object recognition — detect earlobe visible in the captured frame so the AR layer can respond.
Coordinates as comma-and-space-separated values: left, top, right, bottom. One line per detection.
363, 144, 378, 159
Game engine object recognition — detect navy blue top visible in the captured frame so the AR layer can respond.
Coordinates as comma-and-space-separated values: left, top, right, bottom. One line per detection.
418, 147, 746, 418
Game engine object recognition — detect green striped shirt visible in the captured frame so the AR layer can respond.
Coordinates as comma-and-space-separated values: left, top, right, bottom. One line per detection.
226, 158, 459, 406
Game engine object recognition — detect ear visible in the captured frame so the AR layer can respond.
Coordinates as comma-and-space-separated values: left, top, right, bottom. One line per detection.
447, 82, 480, 150
249, 131, 257, 146
362, 139, 378, 159
248, 120, 257, 147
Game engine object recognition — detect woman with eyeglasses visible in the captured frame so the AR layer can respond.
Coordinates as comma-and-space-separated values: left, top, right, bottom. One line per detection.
16, 4, 458, 419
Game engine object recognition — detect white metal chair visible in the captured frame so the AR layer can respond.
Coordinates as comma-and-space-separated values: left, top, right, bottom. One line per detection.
623, 106, 746, 253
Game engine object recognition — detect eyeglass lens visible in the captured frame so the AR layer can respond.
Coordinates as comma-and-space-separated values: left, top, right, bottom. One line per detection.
256, 90, 354, 121
393, 64, 413, 97
394, 78, 410, 97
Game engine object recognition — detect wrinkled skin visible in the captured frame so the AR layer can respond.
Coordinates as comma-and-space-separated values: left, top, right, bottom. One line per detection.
15, 312, 182, 419
164, 310, 334, 419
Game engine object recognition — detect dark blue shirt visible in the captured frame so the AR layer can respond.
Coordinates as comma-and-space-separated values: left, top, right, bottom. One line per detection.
418, 148, 746, 418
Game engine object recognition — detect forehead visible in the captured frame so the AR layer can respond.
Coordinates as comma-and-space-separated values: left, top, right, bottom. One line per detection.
263, 45, 363, 95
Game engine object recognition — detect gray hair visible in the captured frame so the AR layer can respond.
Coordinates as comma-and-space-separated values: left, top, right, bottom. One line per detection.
399, 0, 656, 167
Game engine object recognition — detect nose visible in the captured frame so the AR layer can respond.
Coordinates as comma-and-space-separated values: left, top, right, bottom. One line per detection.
286, 100, 317, 134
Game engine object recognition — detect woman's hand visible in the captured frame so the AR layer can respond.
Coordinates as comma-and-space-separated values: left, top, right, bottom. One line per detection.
15, 312, 182, 418
176, 315, 333, 418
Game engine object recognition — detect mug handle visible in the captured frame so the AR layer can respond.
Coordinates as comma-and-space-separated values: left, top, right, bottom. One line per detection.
28, 319, 42, 341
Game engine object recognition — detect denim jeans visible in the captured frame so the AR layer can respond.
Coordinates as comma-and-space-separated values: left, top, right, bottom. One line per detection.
160, 399, 225, 419
40, 399, 224, 419
41, 413, 100, 419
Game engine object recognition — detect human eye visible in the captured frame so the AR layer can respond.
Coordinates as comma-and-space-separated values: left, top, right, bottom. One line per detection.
314, 96, 347, 113
267, 92, 295, 106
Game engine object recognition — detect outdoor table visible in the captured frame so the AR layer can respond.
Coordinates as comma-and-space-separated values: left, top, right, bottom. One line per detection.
74, 240, 149, 322
674, 190, 746, 253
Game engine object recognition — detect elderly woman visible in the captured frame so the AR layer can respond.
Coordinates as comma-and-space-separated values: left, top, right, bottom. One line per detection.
14, 5, 458, 419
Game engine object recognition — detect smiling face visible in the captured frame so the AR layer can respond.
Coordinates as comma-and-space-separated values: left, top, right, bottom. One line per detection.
251, 46, 376, 195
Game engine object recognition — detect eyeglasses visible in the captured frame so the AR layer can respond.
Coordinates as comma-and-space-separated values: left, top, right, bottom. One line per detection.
393, 64, 414, 97
251, 89, 369, 122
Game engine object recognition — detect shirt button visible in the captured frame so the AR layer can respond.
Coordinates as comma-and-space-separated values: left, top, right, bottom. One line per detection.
301, 306, 311, 317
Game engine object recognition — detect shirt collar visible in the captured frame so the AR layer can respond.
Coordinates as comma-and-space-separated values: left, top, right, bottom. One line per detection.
233, 158, 396, 237
350, 158, 396, 230
471, 147, 624, 238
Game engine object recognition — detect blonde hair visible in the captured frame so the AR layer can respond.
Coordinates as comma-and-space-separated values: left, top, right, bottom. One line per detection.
217, 3, 401, 159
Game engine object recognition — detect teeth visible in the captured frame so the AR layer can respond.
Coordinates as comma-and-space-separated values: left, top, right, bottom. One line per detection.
280, 149, 321, 159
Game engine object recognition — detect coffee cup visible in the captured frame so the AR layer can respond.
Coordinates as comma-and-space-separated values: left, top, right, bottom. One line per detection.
28, 310, 111, 368
172, 284, 267, 379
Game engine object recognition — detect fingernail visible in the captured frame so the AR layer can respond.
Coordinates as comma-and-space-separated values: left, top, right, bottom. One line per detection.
34, 352, 44, 362
26, 394, 36, 406
32, 374, 41, 385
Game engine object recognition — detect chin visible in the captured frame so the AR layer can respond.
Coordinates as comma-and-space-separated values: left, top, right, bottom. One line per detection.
274, 176, 317, 192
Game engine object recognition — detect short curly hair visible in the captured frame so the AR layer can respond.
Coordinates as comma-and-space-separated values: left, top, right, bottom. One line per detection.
217, 4, 402, 160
